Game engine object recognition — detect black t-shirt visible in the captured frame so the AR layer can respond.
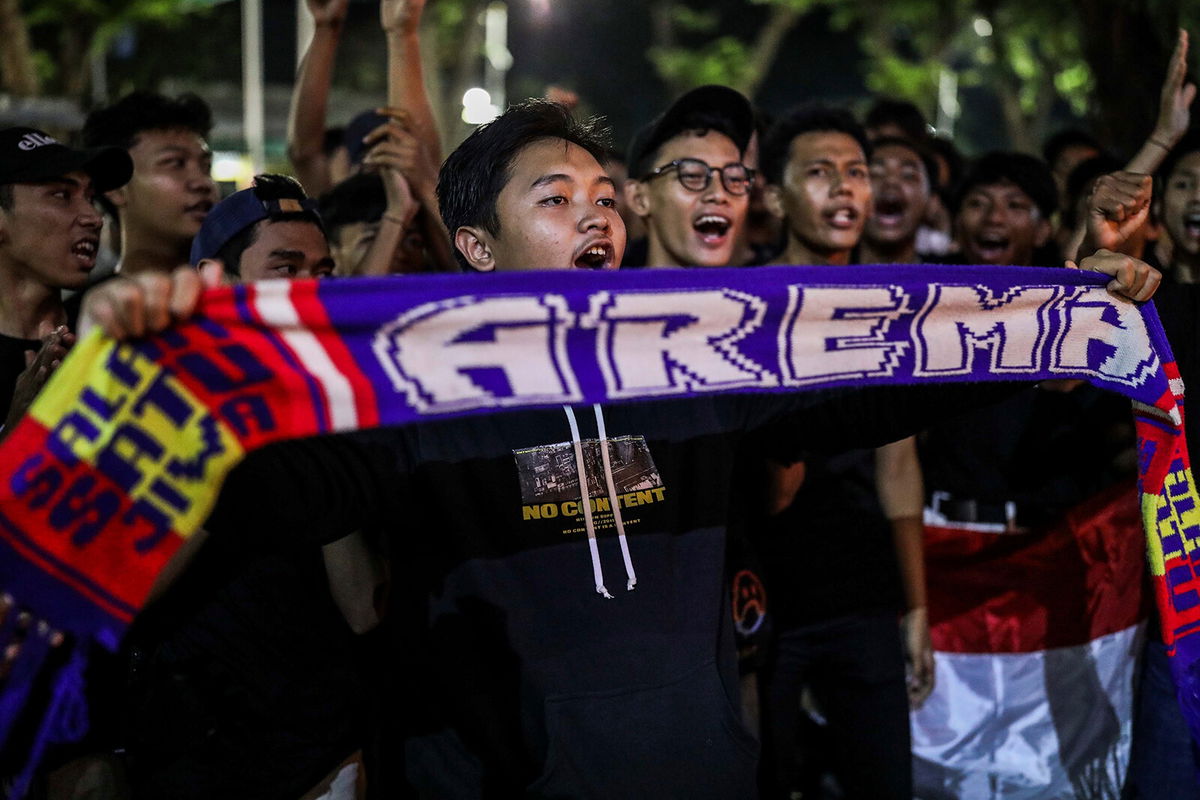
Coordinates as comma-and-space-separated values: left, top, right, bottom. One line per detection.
0, 333, 41, 424
919, 384, 1134, 528
754, 447, 904, 626
123, 440, 384, 799
1151, 271, 1200, 457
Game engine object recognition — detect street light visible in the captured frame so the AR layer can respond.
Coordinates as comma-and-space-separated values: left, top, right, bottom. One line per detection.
462, 88, 500, 124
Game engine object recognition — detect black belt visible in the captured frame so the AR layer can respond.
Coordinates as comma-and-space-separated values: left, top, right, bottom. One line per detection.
930, 492, 1017, 526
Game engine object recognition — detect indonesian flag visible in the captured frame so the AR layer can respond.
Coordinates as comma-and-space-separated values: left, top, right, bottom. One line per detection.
912, 483, 1148, 799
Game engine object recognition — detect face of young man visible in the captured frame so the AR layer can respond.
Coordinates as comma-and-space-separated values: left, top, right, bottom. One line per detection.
1051, 143, 1101, 194
865, 141, 930, 249
631, 131, 748, 267
460, 138, 625, 271
332, 220, 427, 276
768, 131, 871, 263
111, 127, 216, 243
236, 219, 335, 281
1161, 151, 1200, 261
955, 179, 1050, 266
0, 170, 102, 289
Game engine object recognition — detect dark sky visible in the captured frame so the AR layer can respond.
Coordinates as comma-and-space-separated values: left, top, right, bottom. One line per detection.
503, 0, 873, 148
152, 0, 1011, 153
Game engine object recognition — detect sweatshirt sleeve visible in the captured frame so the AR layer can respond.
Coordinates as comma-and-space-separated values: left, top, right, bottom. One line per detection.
205, 432, 406, 548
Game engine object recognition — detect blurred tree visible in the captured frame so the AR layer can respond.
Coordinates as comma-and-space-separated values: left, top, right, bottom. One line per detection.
1073, 0, 1178, 156
0, 0, 40, 95
424, 0, 490, 148
646, 0, 1191, 155
0, 0, 213, 100
648, 0, 807, 98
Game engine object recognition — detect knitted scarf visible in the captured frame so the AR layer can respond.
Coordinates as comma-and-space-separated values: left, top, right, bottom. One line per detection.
0, 264, 1195, 792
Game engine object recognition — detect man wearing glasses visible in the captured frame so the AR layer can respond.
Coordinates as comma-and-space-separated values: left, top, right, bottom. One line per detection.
624, 85, 756, 268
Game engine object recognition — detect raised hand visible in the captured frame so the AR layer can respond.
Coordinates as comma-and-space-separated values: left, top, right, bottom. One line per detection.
381, 0, 426, 35
1085, 171, 1153, 254
361, 113, 439, 196
1153, 29, 1196, 150
305, 0, 350, 26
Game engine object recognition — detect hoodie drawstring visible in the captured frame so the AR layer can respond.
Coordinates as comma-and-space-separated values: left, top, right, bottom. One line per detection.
564, 406, 613, 599
592, 404, 637, 591
562, 405, 638, 598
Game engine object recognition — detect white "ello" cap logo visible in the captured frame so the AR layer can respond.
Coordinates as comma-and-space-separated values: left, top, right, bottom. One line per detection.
18, 133, 58, 151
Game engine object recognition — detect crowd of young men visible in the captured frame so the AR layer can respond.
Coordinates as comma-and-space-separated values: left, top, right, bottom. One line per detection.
0, 6, 1194, 799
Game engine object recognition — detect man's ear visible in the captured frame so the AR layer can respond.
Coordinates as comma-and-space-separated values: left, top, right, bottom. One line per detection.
106, 186, 127, 209
626, 180, 652, 219
454, 226, 495, 272
764, 184, 786, 221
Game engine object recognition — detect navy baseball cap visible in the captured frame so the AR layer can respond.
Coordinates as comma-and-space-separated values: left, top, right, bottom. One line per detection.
0, 127, 131, 192
343, 110, 389, 166
190, 184, 322, 264
627, 85, 755, 178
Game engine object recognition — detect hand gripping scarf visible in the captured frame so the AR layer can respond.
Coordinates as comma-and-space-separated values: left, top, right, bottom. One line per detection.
0, 264, 1195, 788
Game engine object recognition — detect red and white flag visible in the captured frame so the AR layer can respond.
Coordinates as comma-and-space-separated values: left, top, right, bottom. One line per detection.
912, 483, 1147, 799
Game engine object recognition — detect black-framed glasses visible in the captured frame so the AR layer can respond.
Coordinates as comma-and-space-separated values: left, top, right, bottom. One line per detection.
643, 158, 756, 196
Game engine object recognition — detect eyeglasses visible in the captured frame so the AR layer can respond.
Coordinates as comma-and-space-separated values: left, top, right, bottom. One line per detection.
643, 158, 756, 196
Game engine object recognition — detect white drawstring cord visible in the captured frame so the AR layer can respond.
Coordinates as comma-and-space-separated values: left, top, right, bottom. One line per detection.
563, 406, 613, 599
592, 404, 637, 591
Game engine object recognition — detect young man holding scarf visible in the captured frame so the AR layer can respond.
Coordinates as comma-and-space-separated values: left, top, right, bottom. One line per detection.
80, 101, 1159, 798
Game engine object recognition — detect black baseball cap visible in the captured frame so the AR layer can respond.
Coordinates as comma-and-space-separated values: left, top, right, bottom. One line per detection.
0, 127, 131, 192
190, 184, 322, 264
627, 85, 755, 178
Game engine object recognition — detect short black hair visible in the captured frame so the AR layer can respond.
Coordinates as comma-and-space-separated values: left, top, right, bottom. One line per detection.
82, 92, 213, 218
631, 111, 745, 179
323, 127, 346, 157
1159, 128, 1200, 185
1062, 154, 1123, 229
81, 91, 213, 151
927, 136, 964, 190
761, 105, 871, 185
869, 135, 940, 194
1042, 128, 1101, 168
0, 184, 12, 211
864, 98, 929, 142
216, 173, 320, 277
951, 152, 1056, 220
318, 173, 387, 242
437, 100, 611, 270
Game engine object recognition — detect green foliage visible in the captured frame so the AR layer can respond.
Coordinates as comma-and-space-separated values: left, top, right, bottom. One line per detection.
21, 0, 211, 93
670, 5, 719, 33
749, 0, 827, 13
649, 36, 755, 91
25, 0, 209, 32
1054, 63, 1093, 117
863, 53, 940, 104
